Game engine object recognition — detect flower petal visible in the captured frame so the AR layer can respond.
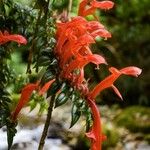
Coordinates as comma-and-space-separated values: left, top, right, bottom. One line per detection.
85, 54, 107, 66
91, 28, 112, 39
78, 0, 88, 16
111, 85, 123, 100
120, 66, 142, 77
86, 21, 105, 32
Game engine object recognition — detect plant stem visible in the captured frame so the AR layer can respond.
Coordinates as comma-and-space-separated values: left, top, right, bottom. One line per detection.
26, 9, 42, 74
38, 95, 55, 150
68, 0, 73, 18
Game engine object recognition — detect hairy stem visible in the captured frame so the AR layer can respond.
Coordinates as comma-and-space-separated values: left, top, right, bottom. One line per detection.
68, 0, 73, 17
38, 95, 55, 150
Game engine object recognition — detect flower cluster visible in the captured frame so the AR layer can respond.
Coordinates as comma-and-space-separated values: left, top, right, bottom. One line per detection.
11, 1, 142, 150
55, 1, 141, 150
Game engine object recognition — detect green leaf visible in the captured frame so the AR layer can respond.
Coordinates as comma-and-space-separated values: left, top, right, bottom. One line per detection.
60, 82, 69, 91
29, 100, 37, 112
7, 122, 17, 150
47, 81, 62, 97
52, 0, 69, 9
85, 110, 92, 132
40, 48, 53, 56
38, 56, 51, 66
70, 103, 81, 128
39, 101, 48, 115
41, 70, 55, 84
34, 0, 47, 10
55, 92, 69, 108
49, 58, 58, 66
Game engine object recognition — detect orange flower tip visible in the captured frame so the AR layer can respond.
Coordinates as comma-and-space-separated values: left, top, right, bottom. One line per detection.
104, 33, 112, 39
86, 131, 96, 141
16, 35, 27, 45
120, 67, 142, 77
91, 1, 114, 10
20, 38, 27, 45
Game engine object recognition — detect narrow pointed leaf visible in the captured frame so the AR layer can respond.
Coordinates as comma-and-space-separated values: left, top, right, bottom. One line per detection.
41, 70, 55, 85
47, 81, 61, 97
38, 56, 51, 66
70, 103, 81, 128
55, 92, 69, 108
7, 122, 17, 150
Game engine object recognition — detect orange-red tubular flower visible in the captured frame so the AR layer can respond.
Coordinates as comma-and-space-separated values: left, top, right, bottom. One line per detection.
86, 21, 105, 32
91, 0, 114, 10
60, 35, 95, 66
78, 0, 88, 17
85, 66, 141, 150
0, 30, 27, 45
89, 67, 142, 99
56, 17, 87, 54
63, 54, 107, 78
12, 79, 55, 120
86, 98, 106, 150
78, 0, 114, 17
39, 79, 55, 96
11, 83, 38, 120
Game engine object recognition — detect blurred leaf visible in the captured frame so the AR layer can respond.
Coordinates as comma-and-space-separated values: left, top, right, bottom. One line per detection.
41, 70, 55, 85
38, 56, 51, 66
55, 92, 69, 108
34, 0, 47, 10
70, 103, 81, 128
29, 100, 37, 112
39, 101, 48, 114
47, 81, 62, 97
52, 0, 69, 9
7, 122, 17, 150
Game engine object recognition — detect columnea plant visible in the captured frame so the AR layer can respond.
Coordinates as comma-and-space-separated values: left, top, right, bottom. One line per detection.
0, 0, 142, 150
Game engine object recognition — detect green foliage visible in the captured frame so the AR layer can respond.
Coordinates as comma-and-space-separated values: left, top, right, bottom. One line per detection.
55, 92, 69, 108
0, 0, 57, 148
0, 46, 15, 149
52, 0, 69, 10
55, 82, 71, 108
115, 106, 150, 133
7, 121, 17, 150
70, 103, 82, 128
29, 92, 48, 114
102, 124, 120, 149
